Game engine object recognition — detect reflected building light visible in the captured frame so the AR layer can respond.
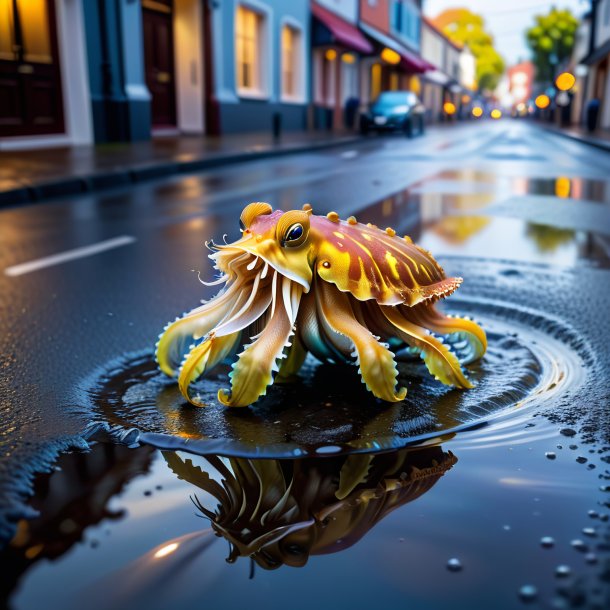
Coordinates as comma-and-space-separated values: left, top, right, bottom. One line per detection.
341, 53, 355, 64
153, 542, 179, 559
382, 198, 393, 217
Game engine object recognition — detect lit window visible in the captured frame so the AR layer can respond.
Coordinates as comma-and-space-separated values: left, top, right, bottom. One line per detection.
0, 0, 52, 63
236, 5, 262, 93
281, 24, 301, 99
370, 63, 381, 100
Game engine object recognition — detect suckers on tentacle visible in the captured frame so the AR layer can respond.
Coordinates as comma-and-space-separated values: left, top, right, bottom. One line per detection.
156, 202, 487, 407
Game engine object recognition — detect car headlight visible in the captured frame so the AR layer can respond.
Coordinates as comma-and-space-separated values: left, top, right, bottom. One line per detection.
393, 105, 409, 114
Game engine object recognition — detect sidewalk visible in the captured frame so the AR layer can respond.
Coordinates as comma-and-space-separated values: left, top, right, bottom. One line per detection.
0, 130, 362, 207
539, 123, 610, 153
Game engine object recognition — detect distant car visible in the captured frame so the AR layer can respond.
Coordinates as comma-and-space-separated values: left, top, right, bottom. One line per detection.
360, 91, 425, 137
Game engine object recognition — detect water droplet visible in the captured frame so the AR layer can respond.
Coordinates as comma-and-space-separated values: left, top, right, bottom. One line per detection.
560, 428, 576, 437
545, 452, 557, 460
571, 539, 588, 552
447, 558, 462, 572
585, 552, 598, 564
569, 444, 578, 450
503, 525, 511, 531
555, 564, 571, 578
582, 527, 596, 537
576, 456, 588, 464
588, 510, 599, 519
541, 536, 555, 548
518, 585, 538, 602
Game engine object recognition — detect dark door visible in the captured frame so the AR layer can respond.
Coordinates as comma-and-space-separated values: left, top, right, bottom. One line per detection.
142, 0, 176, 128
0, 0, 65, 137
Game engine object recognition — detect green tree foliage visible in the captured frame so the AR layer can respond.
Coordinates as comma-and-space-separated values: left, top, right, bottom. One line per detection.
438, 9, 505, 93
525, 7, 579, 82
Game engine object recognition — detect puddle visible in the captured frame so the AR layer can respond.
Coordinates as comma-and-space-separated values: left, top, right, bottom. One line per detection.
359, 171, 610, 269
84, 301, 579, 458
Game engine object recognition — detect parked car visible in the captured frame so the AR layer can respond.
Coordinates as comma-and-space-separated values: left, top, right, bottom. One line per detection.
360, 91, 425, 137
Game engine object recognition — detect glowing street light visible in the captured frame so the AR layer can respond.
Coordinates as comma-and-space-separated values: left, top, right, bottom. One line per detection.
555, 72, 575, 92
490, 109, 502, 119
325, 49, 337, 61
443, 102, 456, 115
535, 94, 550, 109
472, 106, 483, 118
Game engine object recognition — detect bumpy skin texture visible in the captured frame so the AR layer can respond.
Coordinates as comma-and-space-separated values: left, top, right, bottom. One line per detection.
156, 203, 487, 407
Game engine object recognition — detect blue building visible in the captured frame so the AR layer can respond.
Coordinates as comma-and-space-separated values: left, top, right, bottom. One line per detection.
211, 0, 311, 133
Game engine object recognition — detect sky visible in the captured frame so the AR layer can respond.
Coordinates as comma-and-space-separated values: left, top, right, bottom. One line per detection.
423, 0, 590, 66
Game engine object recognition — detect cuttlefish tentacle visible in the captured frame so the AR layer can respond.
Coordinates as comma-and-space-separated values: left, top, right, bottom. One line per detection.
218, 276, 303, 407
380, 306, 473, 389
178, 331, 242, 406
404, 304, 487, 365
277, 335, 308, 381
156, 280, 244, 377
318, 280, 407, 402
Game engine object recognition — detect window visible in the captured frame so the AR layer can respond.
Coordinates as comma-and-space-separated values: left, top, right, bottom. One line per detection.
281, 24, 301, 100
0, 0, 52, 63
236, 5, 262, 93
392, 1, 402, 33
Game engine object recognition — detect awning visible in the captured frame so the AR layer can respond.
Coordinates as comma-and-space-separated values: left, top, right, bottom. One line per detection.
312, 3, 373, 55
360, 23, 434, 73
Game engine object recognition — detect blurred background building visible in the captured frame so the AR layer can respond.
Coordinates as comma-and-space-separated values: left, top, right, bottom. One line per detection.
0, 0, 482, 150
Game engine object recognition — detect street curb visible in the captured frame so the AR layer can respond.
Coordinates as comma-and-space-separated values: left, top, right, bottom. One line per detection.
537, 124, 610, 153
0, 135, 363, 208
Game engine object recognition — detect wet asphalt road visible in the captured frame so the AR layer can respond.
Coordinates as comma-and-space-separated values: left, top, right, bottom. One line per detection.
3, 120, 610, 609
1, 119, 610, 531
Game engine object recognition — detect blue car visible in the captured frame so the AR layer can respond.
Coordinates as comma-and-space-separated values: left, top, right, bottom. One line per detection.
360, 91, 425, 137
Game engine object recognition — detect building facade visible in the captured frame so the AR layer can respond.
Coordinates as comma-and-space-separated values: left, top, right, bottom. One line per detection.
0, 0, 440, 149
212, 0, 311, 133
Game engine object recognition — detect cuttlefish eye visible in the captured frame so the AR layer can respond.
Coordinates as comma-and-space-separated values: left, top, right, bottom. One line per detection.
283, 223, 304, 245
276, 210, 310, 248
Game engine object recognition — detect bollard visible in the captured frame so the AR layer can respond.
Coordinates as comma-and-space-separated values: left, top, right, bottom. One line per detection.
272, 112, 282, 141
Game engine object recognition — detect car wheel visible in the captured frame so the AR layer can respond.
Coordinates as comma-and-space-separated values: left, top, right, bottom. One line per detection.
403, 118, 413, 138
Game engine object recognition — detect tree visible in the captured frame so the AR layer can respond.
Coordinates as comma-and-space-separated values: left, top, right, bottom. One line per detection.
525, 7, 579, 83
433, 8, 505, 93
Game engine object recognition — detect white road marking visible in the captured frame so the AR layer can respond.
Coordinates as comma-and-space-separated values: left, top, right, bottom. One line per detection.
340, 150, 358, 159
4, 235, 136, 277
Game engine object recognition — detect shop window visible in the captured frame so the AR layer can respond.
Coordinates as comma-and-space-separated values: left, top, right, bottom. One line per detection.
236, 5, 263, 94
281, 24, 302, 100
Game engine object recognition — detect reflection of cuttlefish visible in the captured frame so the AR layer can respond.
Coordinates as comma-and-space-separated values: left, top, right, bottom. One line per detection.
164, 445, 457, 569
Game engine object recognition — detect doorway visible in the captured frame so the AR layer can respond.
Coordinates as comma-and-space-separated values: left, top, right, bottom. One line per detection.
142, 0, 177, 128
0, 0, 65, 137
